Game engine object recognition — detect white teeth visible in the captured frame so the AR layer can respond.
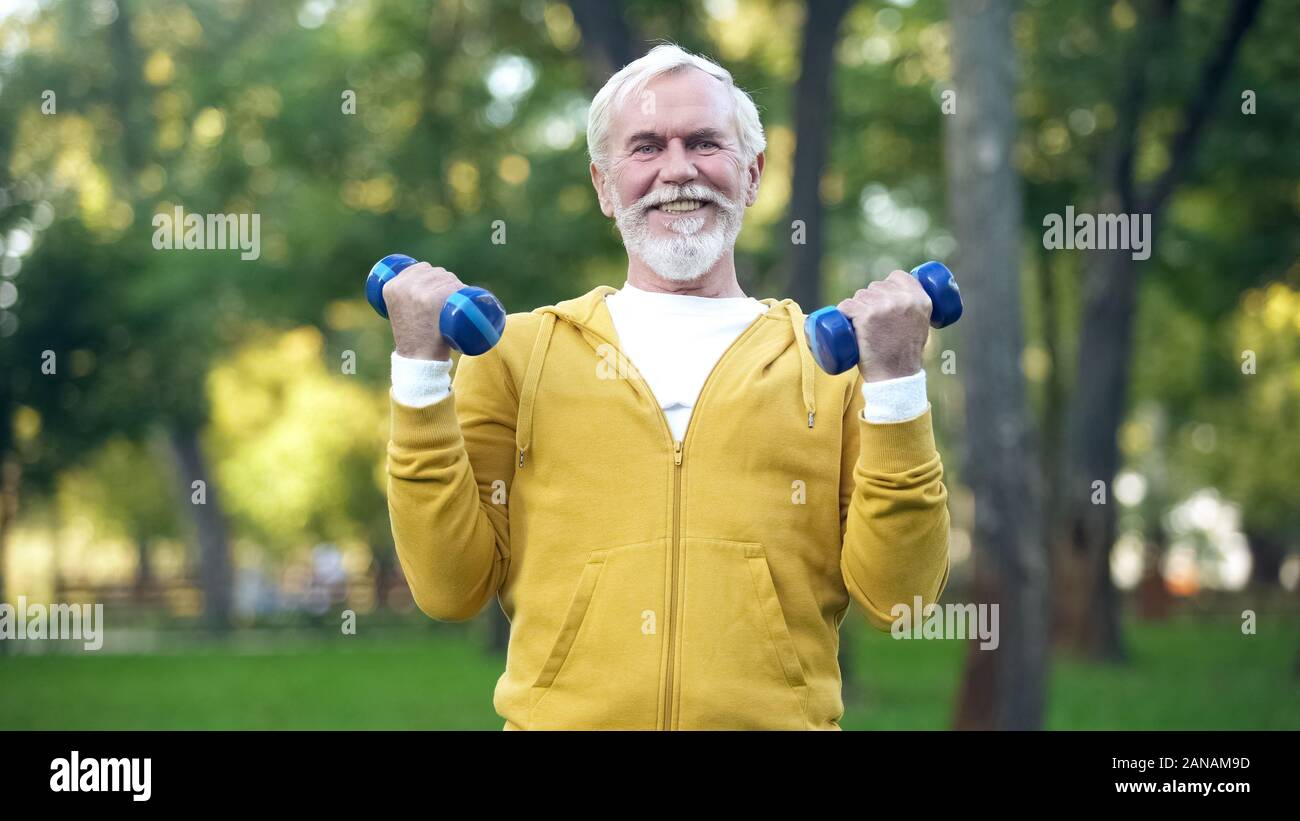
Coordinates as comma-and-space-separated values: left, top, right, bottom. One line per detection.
658, 199, 705, 213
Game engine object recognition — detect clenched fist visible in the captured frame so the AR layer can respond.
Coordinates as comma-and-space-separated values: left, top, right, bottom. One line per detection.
382, 262, 466, 361
836, 270, 933, 382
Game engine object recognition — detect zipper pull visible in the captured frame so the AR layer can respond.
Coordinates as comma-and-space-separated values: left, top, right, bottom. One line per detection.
674, 440, 682, 466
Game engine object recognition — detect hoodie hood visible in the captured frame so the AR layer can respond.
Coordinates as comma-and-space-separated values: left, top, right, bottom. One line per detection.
515, 285, 820, 467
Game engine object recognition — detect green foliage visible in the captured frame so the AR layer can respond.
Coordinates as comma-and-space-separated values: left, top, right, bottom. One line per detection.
206, 325, 388, 551
56, 435, 181, 543
1174, 284, 1300, 536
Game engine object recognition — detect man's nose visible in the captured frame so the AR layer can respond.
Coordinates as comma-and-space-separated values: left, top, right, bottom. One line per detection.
657, 139, 698, 185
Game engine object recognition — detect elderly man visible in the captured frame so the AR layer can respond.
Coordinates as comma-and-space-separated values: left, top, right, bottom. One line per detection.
383, 44, 950, 730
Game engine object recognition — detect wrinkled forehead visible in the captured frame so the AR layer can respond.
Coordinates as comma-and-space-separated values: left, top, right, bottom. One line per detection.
610, 67, 738, 147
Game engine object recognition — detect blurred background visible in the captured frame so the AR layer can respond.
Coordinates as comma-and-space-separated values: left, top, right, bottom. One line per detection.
0, 0, 1296, 730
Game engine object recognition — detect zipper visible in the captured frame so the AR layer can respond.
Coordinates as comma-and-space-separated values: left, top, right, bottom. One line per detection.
651, 322, 766, 731
663, 439, 683, 730
575, 308, 770, 730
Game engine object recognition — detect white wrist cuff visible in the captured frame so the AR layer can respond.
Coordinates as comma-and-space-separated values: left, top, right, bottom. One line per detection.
391, 352, 453, 408
860, 369, 928, 423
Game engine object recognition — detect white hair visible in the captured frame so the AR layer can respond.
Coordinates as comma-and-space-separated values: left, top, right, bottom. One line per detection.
586, 43, 766, 172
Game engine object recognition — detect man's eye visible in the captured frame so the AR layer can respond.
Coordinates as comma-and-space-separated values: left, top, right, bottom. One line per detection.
635, 145, 657, 154
696, 141, 718, 150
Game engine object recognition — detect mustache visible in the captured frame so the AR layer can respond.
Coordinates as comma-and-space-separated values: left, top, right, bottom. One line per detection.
634, 185, 730, 212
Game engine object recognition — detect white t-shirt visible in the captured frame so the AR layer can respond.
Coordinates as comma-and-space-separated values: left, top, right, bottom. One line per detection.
390, 281, 927, 437
603, 282, 771, 440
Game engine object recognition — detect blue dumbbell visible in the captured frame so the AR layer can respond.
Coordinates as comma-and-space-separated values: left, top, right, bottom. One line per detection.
804, 261, 963, 375
366, 254, 506, 356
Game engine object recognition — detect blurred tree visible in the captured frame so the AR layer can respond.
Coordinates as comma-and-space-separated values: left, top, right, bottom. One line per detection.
206, 326, 388, 554
567, 0, 637, 88
55, 436, 182, 598
1178, 284, 1300, 564
784, 0, 853, 310
945, 0, 1047, 731
1054, 0, 1263, 662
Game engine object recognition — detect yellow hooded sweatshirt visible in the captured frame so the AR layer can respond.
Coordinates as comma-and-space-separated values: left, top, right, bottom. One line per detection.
387, 285, 951, 730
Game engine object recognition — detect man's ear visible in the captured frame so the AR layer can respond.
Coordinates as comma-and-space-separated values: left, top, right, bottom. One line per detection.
590, 162, 614, 218
745, 151, 765, 207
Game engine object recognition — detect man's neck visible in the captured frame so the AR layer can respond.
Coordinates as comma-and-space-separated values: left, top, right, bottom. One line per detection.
625, 252, 747, 298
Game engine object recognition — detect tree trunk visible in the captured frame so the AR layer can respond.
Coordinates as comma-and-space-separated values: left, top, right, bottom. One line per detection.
567, 0, 637, 89
1244, 529, 1285, 589
945, 0, 1049, 730
952, 561, 1001, 730
1033, 247, 1068, 535
169, 425, 233, 632
371, 544, 397, 609
784, 0, 853, 310
1054, 248, 1137, 661
133, 533, 154, 603
109, 0, 148, 172
488, 605, 510, 654
838, 625, 861, 705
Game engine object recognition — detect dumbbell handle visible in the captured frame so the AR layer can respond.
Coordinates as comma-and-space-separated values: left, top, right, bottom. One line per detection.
365, 254, 506, 357
805, 261, 963, 375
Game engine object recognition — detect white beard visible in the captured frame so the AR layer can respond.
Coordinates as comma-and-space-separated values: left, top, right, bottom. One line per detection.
607, 180, 744, 283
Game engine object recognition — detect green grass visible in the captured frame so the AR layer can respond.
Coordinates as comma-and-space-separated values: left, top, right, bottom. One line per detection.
1047, 615, 1300, 729
1, 616, 1296, 729
0, 630, 504, 730
842, 613, 1300, 730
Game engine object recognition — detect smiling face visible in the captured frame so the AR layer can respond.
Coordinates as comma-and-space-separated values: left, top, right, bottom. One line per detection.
591, 67, 764, 284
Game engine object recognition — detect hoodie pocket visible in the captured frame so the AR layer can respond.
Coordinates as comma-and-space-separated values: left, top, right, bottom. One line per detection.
531, 551, 607, 690
527, 539, 665, 729
677, 539, 809, 728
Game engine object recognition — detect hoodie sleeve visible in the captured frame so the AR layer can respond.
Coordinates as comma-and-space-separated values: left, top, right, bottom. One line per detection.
839, 375, 951, 632
386, 344, 516, 622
